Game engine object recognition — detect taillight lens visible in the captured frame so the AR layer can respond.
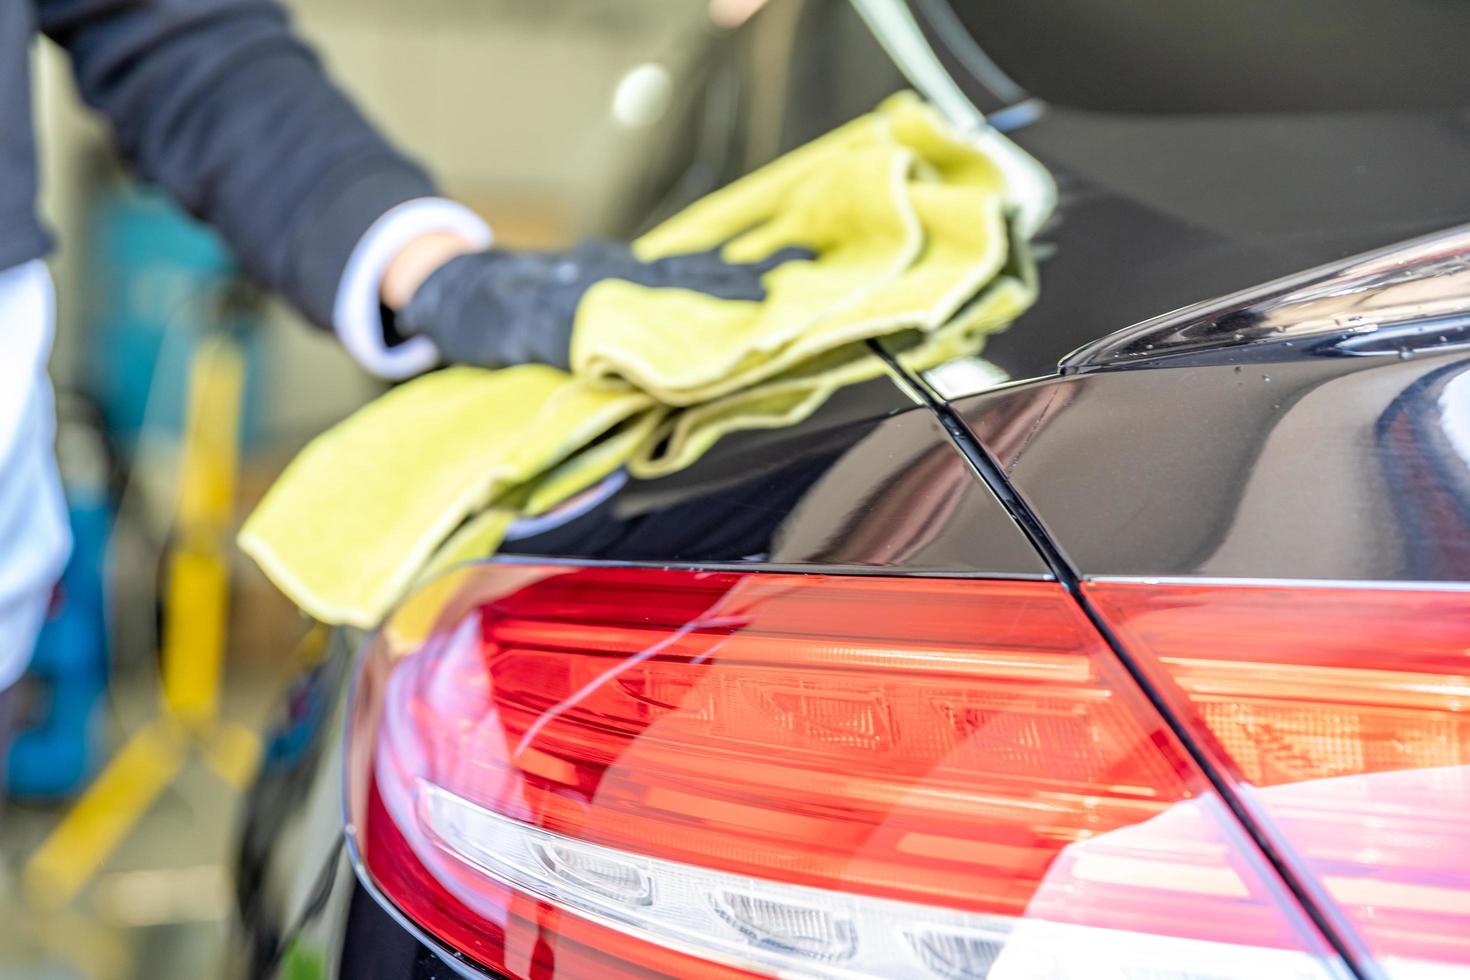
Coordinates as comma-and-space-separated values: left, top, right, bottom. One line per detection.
348, 564, 1344, 978
1089, 581, 1470, 977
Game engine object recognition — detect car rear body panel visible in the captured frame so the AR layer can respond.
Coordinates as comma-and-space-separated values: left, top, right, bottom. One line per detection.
234, 6, 1470, 976
943, 219, 1470, 584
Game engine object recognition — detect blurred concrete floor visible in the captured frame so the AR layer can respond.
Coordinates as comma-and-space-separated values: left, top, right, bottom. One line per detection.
0, 569, 299, 980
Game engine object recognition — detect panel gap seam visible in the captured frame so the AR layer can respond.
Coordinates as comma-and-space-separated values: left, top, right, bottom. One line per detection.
869, 343, 1374, 980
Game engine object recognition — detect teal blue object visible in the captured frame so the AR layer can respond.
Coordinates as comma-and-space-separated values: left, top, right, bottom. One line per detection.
5, 490, 110, 799
85, 183, 265, 453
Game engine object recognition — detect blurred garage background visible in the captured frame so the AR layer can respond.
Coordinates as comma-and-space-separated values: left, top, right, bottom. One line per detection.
0, 1, 900, 976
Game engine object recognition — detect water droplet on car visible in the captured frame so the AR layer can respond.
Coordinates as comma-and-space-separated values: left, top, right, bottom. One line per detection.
1397, 348, 1414, 360
1262, 374, 1271, 383
1233, 332, 1245, 341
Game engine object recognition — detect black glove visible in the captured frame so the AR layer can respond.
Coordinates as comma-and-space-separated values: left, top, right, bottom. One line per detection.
394, 240, 812, 371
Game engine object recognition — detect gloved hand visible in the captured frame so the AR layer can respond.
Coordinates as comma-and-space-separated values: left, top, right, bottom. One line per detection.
394, 240, 812, 371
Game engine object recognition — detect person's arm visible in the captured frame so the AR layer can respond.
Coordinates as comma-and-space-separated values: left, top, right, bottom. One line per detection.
37, 0, 485, 375
39, 0, 809, 377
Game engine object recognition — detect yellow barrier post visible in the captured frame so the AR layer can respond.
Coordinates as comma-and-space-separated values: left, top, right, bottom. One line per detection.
25, 336, 261, 910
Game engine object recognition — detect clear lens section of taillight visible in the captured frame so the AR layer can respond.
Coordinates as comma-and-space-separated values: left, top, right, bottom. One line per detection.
1088, 581, 1470, 978
348, 565, 1346, 979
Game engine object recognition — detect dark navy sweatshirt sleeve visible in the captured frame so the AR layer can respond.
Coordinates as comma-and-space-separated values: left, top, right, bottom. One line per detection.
36, 0, 438, 328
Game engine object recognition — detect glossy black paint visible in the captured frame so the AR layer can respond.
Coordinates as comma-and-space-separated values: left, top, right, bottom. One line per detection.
957, 344, 1470, 583
950, 0, 1470, 113
979, 108, 1470, 381
499, 376, 1048, 578
951, 191, 1470, 585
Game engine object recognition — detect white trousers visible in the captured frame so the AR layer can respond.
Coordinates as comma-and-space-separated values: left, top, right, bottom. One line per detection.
0, 260, 72, 690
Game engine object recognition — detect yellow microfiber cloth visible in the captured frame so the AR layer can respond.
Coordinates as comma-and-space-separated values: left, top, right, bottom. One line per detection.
239, 94, 1054, 628
575, 94, 1027, 404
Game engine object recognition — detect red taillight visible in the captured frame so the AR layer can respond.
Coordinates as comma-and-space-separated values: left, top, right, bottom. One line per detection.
349, 565, 1343, 978
1089, 581, 1470, 977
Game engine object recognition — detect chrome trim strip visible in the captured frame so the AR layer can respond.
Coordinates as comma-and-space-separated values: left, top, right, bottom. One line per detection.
910, 0, 1028, 105
849, 0, 987, 132
1062, 222, 1470, 372
462, 553, 1054, 582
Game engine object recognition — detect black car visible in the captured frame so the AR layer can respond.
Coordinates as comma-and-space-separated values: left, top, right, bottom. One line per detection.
232, 2, 1470, 977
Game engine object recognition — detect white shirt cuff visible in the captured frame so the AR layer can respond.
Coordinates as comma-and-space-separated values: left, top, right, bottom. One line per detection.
333, 198, 493, 378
